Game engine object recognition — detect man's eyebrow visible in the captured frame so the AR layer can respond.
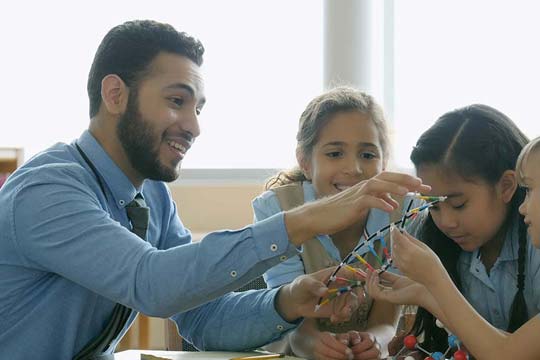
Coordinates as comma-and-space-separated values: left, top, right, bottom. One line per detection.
164, 83, 195, 96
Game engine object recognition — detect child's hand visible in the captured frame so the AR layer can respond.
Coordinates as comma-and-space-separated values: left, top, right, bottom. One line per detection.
390, 227, 447, 287
312, 331, 354, 360
348, 331, 382, 359
365, 270, 432, 309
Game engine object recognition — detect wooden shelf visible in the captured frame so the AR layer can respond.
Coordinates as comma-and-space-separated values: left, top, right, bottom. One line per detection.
0, 147, 23, 188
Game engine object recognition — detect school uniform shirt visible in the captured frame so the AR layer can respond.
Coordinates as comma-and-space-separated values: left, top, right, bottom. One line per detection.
0, 130, 299, 360
458, 217, 540, 330
252, 182, 418, 288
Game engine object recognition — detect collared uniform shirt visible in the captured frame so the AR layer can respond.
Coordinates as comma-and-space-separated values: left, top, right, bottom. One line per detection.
0, 131, 298, 359
252, 182, 418, 288
458, 218, 540, 330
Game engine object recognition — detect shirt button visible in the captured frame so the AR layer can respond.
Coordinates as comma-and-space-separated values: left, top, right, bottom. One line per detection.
280, 255, 287, 261
270, 244, 278, 252
119, 200, 125, 206
276, 324, 284, 331
230, 270, 237, 277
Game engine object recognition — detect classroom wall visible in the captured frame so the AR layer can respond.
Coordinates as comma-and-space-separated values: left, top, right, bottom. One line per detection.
169, 183, 265, 232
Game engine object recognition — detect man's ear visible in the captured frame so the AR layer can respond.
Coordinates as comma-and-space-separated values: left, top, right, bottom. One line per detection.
296, 148, 312, 180
498, 169, 518, 204
100, 74, 129, 115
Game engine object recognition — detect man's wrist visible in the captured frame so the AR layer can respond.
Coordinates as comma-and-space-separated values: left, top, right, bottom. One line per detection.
275, 284, 302, 323
284, 204, 315, 247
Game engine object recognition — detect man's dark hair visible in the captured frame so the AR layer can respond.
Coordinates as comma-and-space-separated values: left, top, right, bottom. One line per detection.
87, 20, 204, 117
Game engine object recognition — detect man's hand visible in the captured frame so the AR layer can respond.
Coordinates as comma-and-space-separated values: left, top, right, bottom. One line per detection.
284, 172, 431, 246
275, 267, 359, 323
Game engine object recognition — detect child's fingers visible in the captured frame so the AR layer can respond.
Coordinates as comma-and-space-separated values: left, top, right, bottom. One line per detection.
315, 332, 353, 360
330, 291, 358, 323
377, 270, 401, 283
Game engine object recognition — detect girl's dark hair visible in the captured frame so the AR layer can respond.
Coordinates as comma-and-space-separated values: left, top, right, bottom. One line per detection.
410, 104, 529, 349
265, 86, 389, 190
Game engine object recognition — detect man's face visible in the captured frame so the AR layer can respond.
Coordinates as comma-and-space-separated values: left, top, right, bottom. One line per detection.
117, 52, 205, 182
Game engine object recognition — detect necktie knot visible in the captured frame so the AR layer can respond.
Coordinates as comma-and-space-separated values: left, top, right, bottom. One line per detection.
125, 194, 149, 240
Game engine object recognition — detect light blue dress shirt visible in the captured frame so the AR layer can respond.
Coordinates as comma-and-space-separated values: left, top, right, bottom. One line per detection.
0, 131, 299, 359
458, 217, 540, 330
252, 182, 416, 288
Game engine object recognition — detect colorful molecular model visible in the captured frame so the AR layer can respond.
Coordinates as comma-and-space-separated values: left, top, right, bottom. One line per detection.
315, 193, 447, 311
390, 320, 469, 360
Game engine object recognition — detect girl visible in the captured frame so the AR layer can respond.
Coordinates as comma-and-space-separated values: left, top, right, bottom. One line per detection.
253, 87, 410, 360
366, 107, 540, 360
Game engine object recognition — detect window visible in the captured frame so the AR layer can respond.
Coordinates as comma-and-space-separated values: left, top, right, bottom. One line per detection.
393, 0, 540, 168
0, 1, 322, 169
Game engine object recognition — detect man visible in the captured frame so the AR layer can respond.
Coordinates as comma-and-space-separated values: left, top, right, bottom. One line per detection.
0, 20, 429, 359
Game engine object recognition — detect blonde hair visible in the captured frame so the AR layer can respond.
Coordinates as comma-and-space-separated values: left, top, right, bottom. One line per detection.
265, 86, 389, 190
517, 136, 540, 184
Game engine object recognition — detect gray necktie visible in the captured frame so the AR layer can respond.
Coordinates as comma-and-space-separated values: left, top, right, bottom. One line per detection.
73, 194, 149, 360
126, 194, 150, 240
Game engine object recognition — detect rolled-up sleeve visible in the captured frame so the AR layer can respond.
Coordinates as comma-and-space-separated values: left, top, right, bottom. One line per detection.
13, 167, 298, 317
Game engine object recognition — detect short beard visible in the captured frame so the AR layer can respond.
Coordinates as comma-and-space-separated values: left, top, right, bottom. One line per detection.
116, 91, 179, 182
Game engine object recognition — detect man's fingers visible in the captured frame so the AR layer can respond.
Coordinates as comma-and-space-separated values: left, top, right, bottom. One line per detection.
373, 171, 431, 193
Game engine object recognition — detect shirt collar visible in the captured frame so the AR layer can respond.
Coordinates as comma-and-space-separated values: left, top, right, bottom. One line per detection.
75, 130, 141, 209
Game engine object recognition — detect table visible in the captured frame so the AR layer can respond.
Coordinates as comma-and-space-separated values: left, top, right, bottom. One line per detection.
115, 350, 303, 360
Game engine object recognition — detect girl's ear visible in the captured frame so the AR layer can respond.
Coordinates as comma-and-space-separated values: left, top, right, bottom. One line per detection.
498, 169, 518, 204
296, 148, 312, 181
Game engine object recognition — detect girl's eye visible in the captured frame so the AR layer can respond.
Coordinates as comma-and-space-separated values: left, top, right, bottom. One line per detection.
453, 203, 466, 210
196, 107, 202, 116
326, 151, 343, 158
360, 152, 377, 160
170, 97, 184, 107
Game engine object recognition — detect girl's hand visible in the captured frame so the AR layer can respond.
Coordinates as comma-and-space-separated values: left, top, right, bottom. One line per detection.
365, 270, 434, 310
390, 227, 447, 287
312, 331, 354, 360
348, 331, 382, 360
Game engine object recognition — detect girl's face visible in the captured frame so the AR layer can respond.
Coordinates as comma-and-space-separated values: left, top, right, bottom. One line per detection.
302, 111, 384, 198
417, 165, 515, 252
519, 151, 540, 248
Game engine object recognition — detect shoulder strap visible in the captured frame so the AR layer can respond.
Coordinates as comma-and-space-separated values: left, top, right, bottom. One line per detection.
273, 183, 336, 274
